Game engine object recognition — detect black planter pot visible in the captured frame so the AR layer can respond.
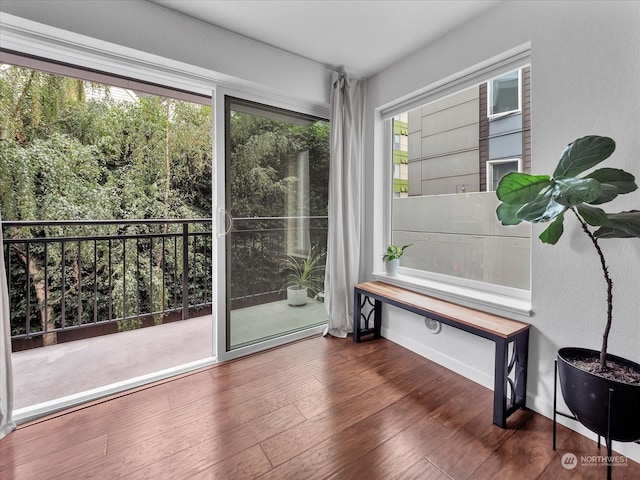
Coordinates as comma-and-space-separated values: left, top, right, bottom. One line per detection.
557, 347, 640, 442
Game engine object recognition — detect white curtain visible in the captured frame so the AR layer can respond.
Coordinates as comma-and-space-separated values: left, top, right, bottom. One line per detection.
323, 72, 364, 338
0, 214, 15, 439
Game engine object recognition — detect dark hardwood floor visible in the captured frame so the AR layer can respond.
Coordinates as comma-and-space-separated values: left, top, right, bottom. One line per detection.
1, 335, 638, 479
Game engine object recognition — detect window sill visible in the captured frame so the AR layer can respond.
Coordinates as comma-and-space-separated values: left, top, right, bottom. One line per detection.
371, 271, 532, 319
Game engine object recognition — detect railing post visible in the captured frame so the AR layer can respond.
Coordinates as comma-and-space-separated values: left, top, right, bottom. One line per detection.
182, 222, 189, 320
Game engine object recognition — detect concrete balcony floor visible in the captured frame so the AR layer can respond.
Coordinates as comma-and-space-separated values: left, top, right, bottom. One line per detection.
12, 299, 327, 411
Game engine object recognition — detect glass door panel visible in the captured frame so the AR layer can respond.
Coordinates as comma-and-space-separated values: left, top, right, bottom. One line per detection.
225, 97, 329, 351
1, 60, 216, 415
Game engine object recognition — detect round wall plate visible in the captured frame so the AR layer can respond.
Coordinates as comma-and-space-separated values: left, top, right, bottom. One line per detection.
424, 317, 442, 334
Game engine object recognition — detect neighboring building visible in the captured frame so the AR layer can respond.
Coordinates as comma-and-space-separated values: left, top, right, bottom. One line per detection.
391, 67, 532, 290
85, 84, 138, 103
392, 113, 409, 197
480, 67, 532, 191
402, 67, 531, 196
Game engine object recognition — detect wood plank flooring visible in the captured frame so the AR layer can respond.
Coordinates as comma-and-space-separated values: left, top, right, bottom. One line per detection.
1, 335, 639, 479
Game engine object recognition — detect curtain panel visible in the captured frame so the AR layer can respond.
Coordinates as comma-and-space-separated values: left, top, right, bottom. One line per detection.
324, 72, 364, 338
0, 214, 16, 439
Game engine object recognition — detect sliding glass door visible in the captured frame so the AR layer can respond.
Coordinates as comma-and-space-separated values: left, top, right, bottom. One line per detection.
223, 97, 329, 353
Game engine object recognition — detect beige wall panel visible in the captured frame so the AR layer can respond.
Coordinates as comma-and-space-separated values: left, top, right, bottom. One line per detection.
408, 108, 422, 133
420, 174, 479, 195
421, 86, 479, 116
421, 99, 480, 136
408, 131, 422, 160
408, 162, 422, 196
421, 150, 479, 180
421, 123, 479, 158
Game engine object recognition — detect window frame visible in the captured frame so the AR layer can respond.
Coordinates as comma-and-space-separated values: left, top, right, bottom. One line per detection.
486, 158, 523, 192
487, 69, 522, 119
377, 45, 532, 316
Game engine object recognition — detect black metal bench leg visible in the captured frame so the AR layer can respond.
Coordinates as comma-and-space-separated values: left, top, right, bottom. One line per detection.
493, 339, 508, 428
514, 330, 529, 408
353, 290, 362, 342
373, 299, 382, 339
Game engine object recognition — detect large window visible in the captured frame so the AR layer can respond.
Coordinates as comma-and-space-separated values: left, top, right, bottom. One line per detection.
388, 66, 531, 297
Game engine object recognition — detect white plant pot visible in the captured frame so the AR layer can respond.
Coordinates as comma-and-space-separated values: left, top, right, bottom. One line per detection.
287, 286, 308, 306
385, 258, 399, 276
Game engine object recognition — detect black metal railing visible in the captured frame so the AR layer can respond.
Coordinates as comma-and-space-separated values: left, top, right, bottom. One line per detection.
229, 216, 328, 309
3, 219, 212, 343
2, 216, 328, 345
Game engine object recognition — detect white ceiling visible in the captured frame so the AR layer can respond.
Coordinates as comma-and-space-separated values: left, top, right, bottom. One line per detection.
149, 0, 502, 79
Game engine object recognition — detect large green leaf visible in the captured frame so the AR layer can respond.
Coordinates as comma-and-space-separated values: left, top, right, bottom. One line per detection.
553, 136, 615, 178
553, 178, 601, 206
594, 211, 640, 238
576, 204, 608, 226
588, 183, 622, 205
585, 168, 637, 194
516, 189, 568, 223
496, 172, 551, 205
496, 203, 524, 225
539, 213, 565, 244
583, 168, 636, 204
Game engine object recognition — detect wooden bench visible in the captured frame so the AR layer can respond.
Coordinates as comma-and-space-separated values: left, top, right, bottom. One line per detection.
353, 281, 530, 428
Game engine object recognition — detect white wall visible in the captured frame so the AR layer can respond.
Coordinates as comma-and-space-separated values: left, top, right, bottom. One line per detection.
0, 0, 332, 108
365, 0, 640, 460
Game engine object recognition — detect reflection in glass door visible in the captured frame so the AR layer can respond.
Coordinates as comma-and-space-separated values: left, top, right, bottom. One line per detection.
225, 97, 329, 351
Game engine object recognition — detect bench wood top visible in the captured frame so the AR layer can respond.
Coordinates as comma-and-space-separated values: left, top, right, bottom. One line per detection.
355, 281, 529, 339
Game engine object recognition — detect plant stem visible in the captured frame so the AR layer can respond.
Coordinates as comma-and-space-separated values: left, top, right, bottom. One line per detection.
571, 208, 612, 370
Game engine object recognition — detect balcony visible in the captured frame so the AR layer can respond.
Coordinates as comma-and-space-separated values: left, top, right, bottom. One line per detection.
3, 218, 327, 414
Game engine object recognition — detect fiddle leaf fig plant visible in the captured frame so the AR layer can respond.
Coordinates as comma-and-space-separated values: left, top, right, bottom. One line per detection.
495, 135, 640, 371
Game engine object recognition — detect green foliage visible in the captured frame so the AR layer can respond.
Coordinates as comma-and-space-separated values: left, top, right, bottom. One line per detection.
382, 244, 412, 262
0, 64, 213, 336
495, 136, 640, 244
495, 135, 640, 369
229, 111, 329, 218
1, 63, 329, 338
0, 65, 213, 222
279, 245, 326, 297
227, 107, 329, 302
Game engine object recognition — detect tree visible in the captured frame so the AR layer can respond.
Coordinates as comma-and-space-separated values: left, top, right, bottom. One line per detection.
1, 64, 213, 339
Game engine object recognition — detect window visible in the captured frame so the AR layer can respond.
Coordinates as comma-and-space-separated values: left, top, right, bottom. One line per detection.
386, 62, 532, 303
394, 134, 402, 150
488, 70, 521, 118
487, 158, 522, 191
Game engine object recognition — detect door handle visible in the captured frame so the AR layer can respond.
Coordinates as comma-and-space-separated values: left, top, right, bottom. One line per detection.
218, 208, 234, 237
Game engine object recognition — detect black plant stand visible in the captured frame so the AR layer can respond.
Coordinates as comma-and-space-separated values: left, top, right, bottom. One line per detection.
553, 359, 640, 480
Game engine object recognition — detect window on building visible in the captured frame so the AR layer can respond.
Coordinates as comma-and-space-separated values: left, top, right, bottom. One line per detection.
393, 134, 402, 150
386, 63, 532, 299
488, 70, 521, 118
487, 158, 522, 191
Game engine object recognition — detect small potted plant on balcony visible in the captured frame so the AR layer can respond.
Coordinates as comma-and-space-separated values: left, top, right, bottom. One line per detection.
495, 135, 640, 445
382, 243, 412, 276
280, 244, 326, 306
